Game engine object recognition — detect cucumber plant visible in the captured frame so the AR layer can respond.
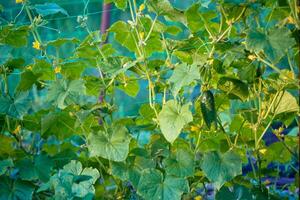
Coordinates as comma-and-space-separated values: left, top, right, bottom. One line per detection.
0, 0, 299, 199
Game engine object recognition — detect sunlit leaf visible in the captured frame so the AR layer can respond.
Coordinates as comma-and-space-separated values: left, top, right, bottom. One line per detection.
87, 125, 131, 161
168, 63, 200, 96
158, 100, 193, 143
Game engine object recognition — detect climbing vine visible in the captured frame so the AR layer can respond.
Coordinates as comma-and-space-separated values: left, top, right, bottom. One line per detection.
0, 0, 299, 199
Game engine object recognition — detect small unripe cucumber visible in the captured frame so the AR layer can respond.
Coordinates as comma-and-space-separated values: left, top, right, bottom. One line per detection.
200, 90, 217, 129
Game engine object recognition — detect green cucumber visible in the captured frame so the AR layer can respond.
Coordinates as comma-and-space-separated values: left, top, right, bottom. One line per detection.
200, 90, 217, 129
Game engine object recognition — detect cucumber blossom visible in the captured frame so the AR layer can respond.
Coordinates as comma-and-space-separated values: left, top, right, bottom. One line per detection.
200, 90, 217, 129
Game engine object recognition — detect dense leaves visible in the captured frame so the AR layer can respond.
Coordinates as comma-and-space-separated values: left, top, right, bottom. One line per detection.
0, 0, 299, 199
47, 79, 86, 109
246, 28, 296, 63
0, 92, 31, 119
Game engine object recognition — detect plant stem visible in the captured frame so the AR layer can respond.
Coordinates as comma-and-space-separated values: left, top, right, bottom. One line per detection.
144, 16, 158, 42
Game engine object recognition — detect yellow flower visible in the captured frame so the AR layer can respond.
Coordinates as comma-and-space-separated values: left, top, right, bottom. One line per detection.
194, 196, 203, 200
226, 19, 233, 25
286, 71, 295, 79
26, 65, 32, 70
139, 32, 145, 40
54, 66, 61, 74
32, 41, 41, 50
190, 125, 200, 132
16, 0, 24, 4
264, 179, 271, 185
13, 125, 21, 134
287, 16, 295, 24
248, 54, 256, 61
207, 58, 214, 65
139, 3, 145, 12
259, 148, 267, 155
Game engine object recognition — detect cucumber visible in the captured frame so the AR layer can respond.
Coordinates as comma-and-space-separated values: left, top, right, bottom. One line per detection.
200, 90, 217, 129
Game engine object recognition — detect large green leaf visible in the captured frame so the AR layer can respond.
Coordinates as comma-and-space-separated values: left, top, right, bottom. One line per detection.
217, 77, 249, 101
87, 125, 131, 161
75, 31, 115, 65
0, 25, 29, 48
245, 28, 296, 63
60, 60, 89, 80
168, 63, 200, 96
32, 58, 55, 81
185, 4, 203, 33
84, 76, 103, 96
201, 151, 242, 189
158, 100, 193, 143
0, 135, 15, 156
264, 142, 292, 164
2, 58, 25, 72
147, 0, 186, 23
0, 178, 34, 200
0, 92, 31, 119
185, 3, 217, 33
16, 154, 53, 182
47, 37, 79, 48
39, 160, 99, 199
33, 3, 68, 16
216, 185, 282, 200
137, 168, 189, 200
216, 185, 252, 200
271, 91, 298, 115
117, 75, 140, 97
136, 103, 159, 127
41, 110, 76, 138
105, 0, 127, 10
111, 151, 155, 187
16, 71, 41, 91
163, 147, 194, 178
47, 79, 86, 109
0, 158, 13, 176
109, 21, 137, 52
110, 19, 162, 58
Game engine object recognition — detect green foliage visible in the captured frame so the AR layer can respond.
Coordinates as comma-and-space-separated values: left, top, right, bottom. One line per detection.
87, 125, 131, 161
0, 0, 299, 199
163, 146, 195, 178
158, 100, 193, 143
168, 63, 200, 96
246, 28, 296, 63
47, 79, 86, 109
0, 92, 31, 119
16, 154, 53, 182
0, 178, 35, 200
0, 25, 29, 47
0, 158, 13, 176
137, 168, 189, 200
33, 3, 68, 16
39, 160, 100, 199
201, 151, 242, 189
